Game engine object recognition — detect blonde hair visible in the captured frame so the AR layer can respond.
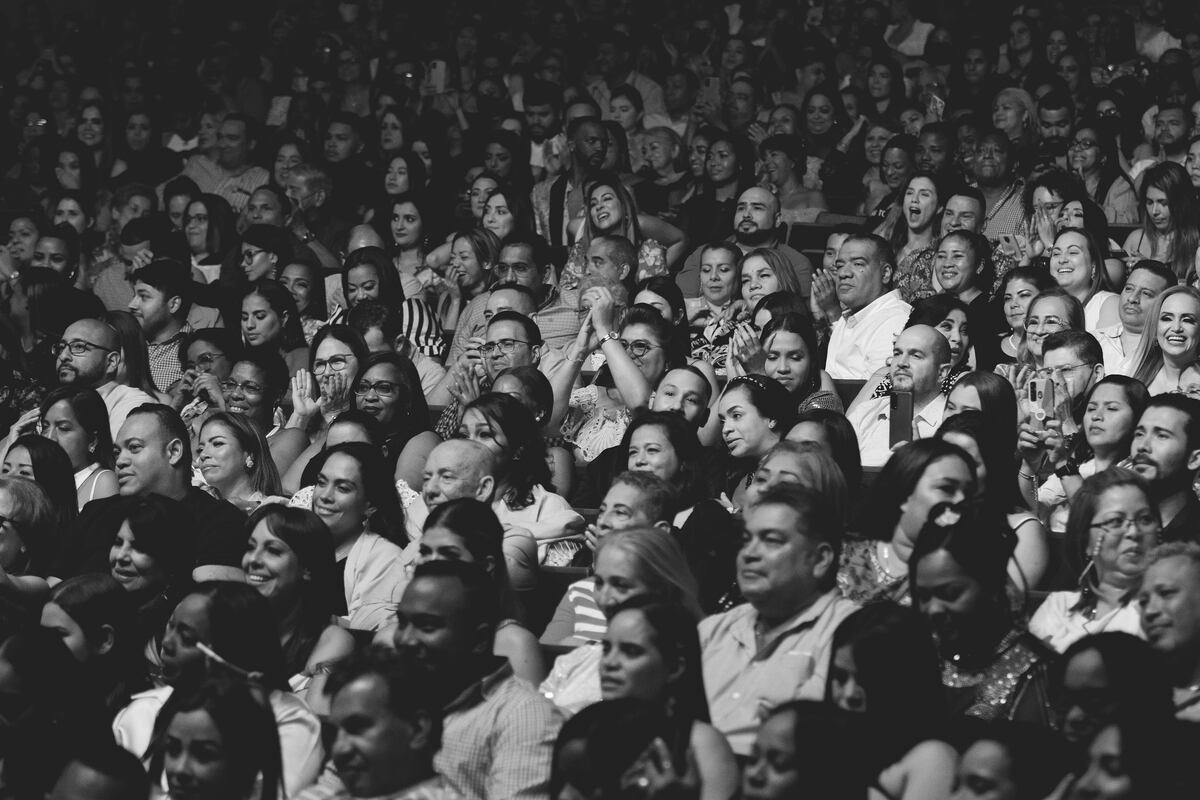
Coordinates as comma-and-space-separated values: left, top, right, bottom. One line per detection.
595, 527, 702, 619
1130, 285, 1200, 387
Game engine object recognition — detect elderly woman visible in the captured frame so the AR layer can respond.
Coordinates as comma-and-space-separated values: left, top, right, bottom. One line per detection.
1029, 469, 1157, 652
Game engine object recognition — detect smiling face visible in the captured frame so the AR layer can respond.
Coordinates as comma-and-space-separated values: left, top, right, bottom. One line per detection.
1156, 291, 1200, 363
898, 455, 974, 541
1089, 484, 1159, 583
626, 424, 680, 481
108, 520, 167, 593
804, 92, 835, 136
912, 548, 990, 654
863, 125, 892, 166
356, 362, 404, 426
879, 146, 913, 191
448, 237, 488, 291
1140, 554, 1200, 659
196, 419, 247, 491
1050, 231, 1093, 293
312, 452, 371, 543
934, 234, 979, 295
620, 322, 668, 386
588, 184, 624, 233
222, 361, 269, 423
242, 518, 306, 605
1187, 138, 1200, 189
1024, 296, 1072, 359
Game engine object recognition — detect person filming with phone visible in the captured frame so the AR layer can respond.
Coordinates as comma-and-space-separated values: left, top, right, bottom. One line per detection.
1017, 330, 1104, 504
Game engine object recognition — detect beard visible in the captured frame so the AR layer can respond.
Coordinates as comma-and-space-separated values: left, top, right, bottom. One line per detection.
735, 226, 776, 247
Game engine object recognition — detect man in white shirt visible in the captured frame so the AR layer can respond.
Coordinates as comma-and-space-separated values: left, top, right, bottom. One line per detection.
825, 234, 912, 380
53, 318, 156, 439
845, 324, 952, 468
1096, 260, 1175, 376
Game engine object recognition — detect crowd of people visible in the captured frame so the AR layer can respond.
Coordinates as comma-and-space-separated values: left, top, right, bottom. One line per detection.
5, 0, 1200, 797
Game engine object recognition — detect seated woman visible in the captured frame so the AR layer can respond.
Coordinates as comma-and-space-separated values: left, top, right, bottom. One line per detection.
214, 349, 306, 475
825, 603, 957, 800
887, 171, 942, 304
337, 244, 444, 359
944, 370, 1019, 421
934, 229, 1003, 369
459, 393, 583, 564
36, 386, 117, 508
910, 502, 1055, 725
2, 433, 78, 530
540, 526, 702, 692
0, 476, 61, 599
598, 601, 740, 800
841, 439, 976, 604
147, 676, 283, 800
995, 266, 1055, 364
113, 582, 322, 797
1030, 469, 1157, 651
563, 171, 687, 288
307, 442, 407, 631
951, 721, 1074, 800
107, 494, 197, 675
741, 701, 875, 800
242, 504, 354, 713
240, 279, 310, 378
170, 327, 241, 424
994, 288, 1085, 398
1036, 376, 1148, 538
730, 312, 841, 412
352, 352, 439, 490
492, 364, 574, 499
937, 411, 1051, 593
687, 243, 743, 371
197, 411, 284, 511
554, 300, 681, 466
279, 257, 329, 344
382, 498, 544, 683
41, 573, 145, 719
717, 374, 797, 509
787, 408, 863, 504
738, 248, 805, 312
1129, 286, 1200, 395
1048, 227, 1118, 333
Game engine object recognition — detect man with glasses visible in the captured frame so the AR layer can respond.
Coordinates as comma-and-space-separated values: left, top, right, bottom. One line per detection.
53, 318, 155, 439
1130, 395, 1200, 540
239, 224, 290, 282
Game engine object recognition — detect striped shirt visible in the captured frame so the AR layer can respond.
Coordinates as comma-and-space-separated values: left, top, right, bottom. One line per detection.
538, 578, 605, 646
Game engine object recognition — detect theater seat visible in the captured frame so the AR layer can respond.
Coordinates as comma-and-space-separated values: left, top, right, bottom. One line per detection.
832, 379, 866, 409
526, 566, 591, 638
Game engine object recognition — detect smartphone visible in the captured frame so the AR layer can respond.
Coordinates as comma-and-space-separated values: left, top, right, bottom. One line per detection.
1026, 378, 1055, 431
889, 391, 914, 448
702, 77, 721, 108
428, 60, 448, 94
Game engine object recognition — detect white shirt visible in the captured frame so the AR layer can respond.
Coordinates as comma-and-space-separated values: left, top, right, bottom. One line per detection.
845, 392, 947, 468
826, 290, 912, 380
97, 382, 157, 440
1084, 291, 1118, 335
1095, 323, 1136, 377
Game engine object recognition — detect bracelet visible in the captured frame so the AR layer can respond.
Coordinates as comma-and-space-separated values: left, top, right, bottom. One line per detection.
1018, 470, 1035, 480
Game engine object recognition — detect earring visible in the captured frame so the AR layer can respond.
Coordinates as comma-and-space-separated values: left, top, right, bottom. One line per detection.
245, 456, 255, 470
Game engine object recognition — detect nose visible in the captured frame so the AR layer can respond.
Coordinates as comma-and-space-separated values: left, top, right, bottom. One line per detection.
393, 623, 418, 649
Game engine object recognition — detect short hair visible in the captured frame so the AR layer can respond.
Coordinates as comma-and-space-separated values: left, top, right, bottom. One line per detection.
288, 163, 331, 196
839, 232, 895, 272
325, 646, 445, 750
609, 470, 677, 525
162, 175, 200, 204
1042, 329, 1102, 367
131, 259, 191, 317
1147, 540, 1200, 572
487, 283, 539, 311
523, 79, 561, 111
486, 309, 542, 347
233, 348, 289, 406
593, 528, 702, 618
1127, 259, 1178, 289
408, 559, 501, 633
945, 184, 985, 211
500, 230, 551, 269
112, 182, 157, 213
746, 483, 843, 567
1037, 89, 1073, 117
759, 133, 806, 165
593, 233, 638, 273
126, 404, 191, 472
1140, 394, 1200, 453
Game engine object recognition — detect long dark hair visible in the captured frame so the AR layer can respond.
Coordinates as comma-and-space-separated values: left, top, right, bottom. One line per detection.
352, 351, 431, 447
48, 573, 143, 711
792, 408, 863, 499
423, 498, 517, 618
342, 246, 406, 309
309, 442, 405, 543
607, 599, 709, 729
38, 385, 115, 470
242, 280, 307, 353
936, 410, 1026, 513
1138, 162, 1200, 282
8, 433, 78, 529
859, 439, 976, 542
461, 392, 551, 507
618, 411, 710, 506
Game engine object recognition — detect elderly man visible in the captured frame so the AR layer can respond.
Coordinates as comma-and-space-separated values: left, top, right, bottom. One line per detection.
675, 186, 814, 298
1140, 542, 1200, 720
284, 163, 346, 268
700, 484, 857, 756
823, 233, 912, 380
845, 324, 953, 468
54, 318, 156, 438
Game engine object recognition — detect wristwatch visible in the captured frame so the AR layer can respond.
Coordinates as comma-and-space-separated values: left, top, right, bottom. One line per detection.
1054, 462, 1079, 479
600, 330, 620, 345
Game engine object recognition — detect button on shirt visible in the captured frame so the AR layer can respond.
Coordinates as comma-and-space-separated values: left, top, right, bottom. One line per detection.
825, 290, 912, 380
845, 392, 948, 468
699, 590, 858, 755
1095, 323, 1135, 376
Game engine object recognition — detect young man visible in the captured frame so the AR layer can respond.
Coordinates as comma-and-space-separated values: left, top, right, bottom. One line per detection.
1130, 394, 1200, 540
128, 260, 192, 392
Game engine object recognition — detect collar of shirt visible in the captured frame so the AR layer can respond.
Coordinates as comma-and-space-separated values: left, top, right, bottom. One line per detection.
732, 590, 842, 660
913, 393, 948, 436
842, 289, 901, 328
443, 658, 513, 713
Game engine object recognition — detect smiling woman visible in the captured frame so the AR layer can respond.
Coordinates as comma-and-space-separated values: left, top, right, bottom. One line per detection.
197, 412, 282, 511
1130, 286, 1200, 395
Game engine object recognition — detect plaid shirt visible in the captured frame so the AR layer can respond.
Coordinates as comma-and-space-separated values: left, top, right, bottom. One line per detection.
434, 660, 563, 800
147, 324, 190, 393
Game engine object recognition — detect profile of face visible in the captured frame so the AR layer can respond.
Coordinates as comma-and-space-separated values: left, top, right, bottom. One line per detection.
0, 486, 28, 572
897, 455, 974, 541
312, 452, 371, 542
158, 593, 213, 684
719, 385, 778, 459
39, 601, 91, 663
108, 520, 166, 593
163, 708, 239, 800
828, 645, 866, 713
741, 709, 800, 800
1186, 138, 1200, 190
1066, 724, 1133, 800
39, 399, 92, 469
599, 608, 673, 702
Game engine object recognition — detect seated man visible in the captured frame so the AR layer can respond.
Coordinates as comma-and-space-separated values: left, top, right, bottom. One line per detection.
541, 471, 676, 647
844, 324, 952, 468
824, 234, 912, 380
397, 561, 563, 800
1095, 260, 1174, 376
128, 260, 192, 393
1129, 394, 1200, 540
53, 318, 156, 440
1140, 542, 1200, 720
700, 484, 856, 756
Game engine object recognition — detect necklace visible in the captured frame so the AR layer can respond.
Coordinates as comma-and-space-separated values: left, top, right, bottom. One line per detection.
874, 542, 906, 582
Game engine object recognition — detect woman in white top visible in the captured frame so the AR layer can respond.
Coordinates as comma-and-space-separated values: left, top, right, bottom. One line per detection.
1129, 285, 1200, 395
1049, 227, 1118, 333
41, 386, 118, 507
1029, 469, 1156, 652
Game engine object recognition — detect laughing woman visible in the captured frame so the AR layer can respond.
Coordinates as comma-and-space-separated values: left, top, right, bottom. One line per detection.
1129, 285, 1200, 395
887, 172, 943, 304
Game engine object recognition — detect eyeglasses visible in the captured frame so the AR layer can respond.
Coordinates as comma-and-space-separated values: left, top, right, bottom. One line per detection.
184, 352, 225, 372
313, 355, 353, 374
1034, 362, 1091, 379
620, 339, 661, 359
241, 248, 266, 263
355, 380, 399, 397
480, 339, 530, 356
220, 379, 264, 397
1090, 512, 1158, 536
52, 339, 113, 358
1070, 139, 1098, 150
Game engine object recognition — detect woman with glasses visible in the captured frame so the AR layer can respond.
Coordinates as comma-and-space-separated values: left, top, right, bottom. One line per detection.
214, 349, 308, 477
995, 287, 1085, 397
183, 194, 236, 279
1030, 469, 1158, 652
170, 328, 239, 416
351, 352, 437, 483
289, 325, 367, 434
1129, 285, 1200, 395
1070, 121, 1139, 225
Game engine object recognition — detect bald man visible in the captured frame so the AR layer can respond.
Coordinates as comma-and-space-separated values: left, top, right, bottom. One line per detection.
55, 319, 156, 439
844, 324, 953, 468
674, 186, 814, 298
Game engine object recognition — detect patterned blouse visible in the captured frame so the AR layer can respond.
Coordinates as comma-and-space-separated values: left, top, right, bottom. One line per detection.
895, 246, 937, 304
